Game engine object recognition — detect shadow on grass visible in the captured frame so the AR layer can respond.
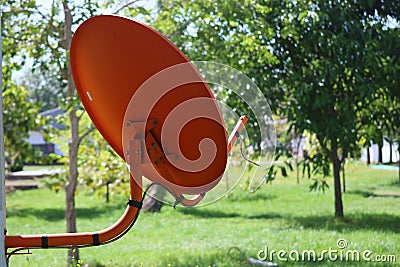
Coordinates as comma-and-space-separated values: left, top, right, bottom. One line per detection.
387, 180, 400, 187
7, 202, 124, 222
227, 192, 277, 202
178, 208, 282, 220
179, 208, 399, 233
292, 213, 400, 233
348, 189, 400, 198
178, 208, 241, 218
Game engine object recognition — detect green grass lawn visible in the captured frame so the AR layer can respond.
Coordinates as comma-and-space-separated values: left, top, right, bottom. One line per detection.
6, 161, 400, 266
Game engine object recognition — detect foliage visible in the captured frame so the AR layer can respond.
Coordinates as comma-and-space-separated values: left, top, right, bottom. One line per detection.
300, 131, 330, 177
101, 0, 153, 20
1, 1, 45, 172
77, 115, 129, 202
1, 0, 37, 86
2, 84, 43, 171
41, 111, 129, 201
39, 170, 68, 193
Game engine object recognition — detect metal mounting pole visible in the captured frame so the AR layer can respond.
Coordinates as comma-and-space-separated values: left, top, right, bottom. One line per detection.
0, 6, 9, 265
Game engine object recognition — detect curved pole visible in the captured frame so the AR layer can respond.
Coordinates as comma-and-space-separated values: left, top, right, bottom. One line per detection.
5, 116, 249, 248
5, 172, 142, 249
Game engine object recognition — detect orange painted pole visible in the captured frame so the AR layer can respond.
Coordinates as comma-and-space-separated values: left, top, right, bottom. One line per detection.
6, 138, 143, 249
5, 173, 142, 249
227, 115, 248, 153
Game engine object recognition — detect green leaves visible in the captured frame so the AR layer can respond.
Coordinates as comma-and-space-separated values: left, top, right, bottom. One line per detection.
3, 84, 43, 171
298, 10, 319, 25
309, 178, 329, 193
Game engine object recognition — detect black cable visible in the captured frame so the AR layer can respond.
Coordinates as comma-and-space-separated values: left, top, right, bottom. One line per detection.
239, 136, 260, 167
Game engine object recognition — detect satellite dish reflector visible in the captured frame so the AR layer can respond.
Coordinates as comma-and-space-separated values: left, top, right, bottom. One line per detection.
70, 15, 243, 201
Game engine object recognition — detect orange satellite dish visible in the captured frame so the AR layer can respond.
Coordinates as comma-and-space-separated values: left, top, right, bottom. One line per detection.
70, 15, 230, 195
6, 15, 247, 250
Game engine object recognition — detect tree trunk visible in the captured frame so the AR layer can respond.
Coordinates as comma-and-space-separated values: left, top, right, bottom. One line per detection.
388, 139, 393, 164
342, 159, 346, 193
142, 185, 166, 212
332, 149, 344, 218
106, 182, 110, 203
63, 1, 79, 263
65, 140, 79, 262
366, 146, 371, 165
65, 79, 80, 264
378, 141, 383, 164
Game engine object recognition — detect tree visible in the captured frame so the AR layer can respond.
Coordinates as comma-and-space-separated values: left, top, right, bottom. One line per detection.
256, 0, 399, 217
1, 1, 44, 172
153, 0, 400, 217
2, 84, 42, 171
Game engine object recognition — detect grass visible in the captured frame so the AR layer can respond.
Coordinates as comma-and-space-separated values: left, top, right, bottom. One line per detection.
6, 161, 400, 266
